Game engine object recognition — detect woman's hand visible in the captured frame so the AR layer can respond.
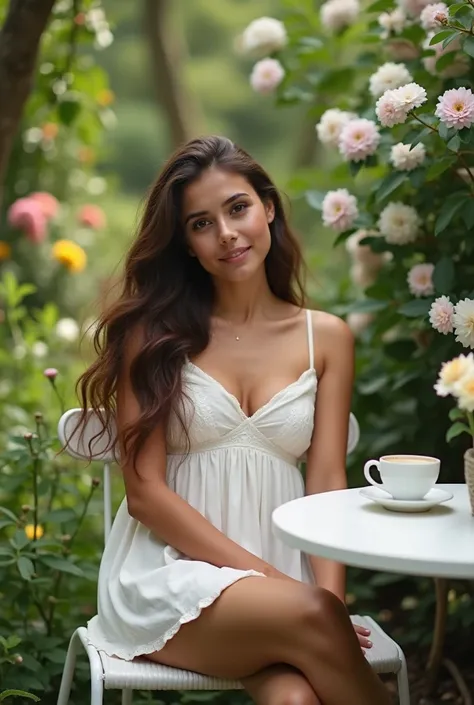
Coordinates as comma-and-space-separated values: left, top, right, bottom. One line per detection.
353, 623, 372, 653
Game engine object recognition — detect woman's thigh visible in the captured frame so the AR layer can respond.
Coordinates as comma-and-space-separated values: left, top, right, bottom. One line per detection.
243, 664, 321, 705
145, 576, 321, 679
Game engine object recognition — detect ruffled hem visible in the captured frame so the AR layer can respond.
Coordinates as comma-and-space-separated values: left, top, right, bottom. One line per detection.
86, 569, 265, 661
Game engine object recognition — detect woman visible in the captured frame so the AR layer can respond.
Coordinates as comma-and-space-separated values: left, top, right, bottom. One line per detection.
78, 135, 391, 705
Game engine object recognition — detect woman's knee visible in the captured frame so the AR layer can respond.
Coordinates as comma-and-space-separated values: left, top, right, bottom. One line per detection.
300, 585, 348, 628
273, 684, 321, 705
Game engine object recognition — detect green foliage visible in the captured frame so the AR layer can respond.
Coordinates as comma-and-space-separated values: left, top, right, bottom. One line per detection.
0, 274, 102, 698
263, 0, 474, 650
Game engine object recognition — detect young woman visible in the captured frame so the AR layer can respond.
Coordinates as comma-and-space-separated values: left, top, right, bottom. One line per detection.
78, 135, 391, 705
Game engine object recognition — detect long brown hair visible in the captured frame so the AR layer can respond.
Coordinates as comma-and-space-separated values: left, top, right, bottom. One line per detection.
76, 135, 306, 469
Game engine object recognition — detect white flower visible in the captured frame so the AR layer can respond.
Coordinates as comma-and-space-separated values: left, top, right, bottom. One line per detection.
407, 263, 434, 297
420, 2, 448, 30
369, 63, 413, 98
240, 17, 288, 57
55, 317, 80, 342
392, 82, 428, 111
322, 188, 359, 232
435, 353, 474, 396
378, 202, 421, 244
429, 295, 454, 334
390, 142, 426, 170
453, 298, 474, 348
345, 229, 385, 270
378, 8, 408, 37
316, 108, 357, 147
250, 58, 285, 94
320, 0, 360, 32
453, 370, 474, 411
347, 312, 374, 336
32, 341, 48, 359
376, 90, 410, 127
338, 118, 380, 161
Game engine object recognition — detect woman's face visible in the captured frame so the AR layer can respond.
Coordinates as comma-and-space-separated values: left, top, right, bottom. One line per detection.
182, 167, 275, 282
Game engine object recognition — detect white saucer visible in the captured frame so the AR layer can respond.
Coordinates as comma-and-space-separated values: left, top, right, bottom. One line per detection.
360, 486, 454, 513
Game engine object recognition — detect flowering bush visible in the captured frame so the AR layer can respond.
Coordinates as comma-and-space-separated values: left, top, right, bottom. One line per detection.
239, 0, 474, 655
0, 1, 113, 312
435, 353, 474, 443
0, 274, 102, 698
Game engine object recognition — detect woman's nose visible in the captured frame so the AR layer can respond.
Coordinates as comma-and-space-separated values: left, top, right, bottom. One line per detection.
217, 219, 237, 243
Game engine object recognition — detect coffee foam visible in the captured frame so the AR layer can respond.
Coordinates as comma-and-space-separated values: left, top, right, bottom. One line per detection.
383, 455, 434, 464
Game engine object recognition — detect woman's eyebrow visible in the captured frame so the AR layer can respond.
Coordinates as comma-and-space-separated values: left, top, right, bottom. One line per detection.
184, 192, 249, 225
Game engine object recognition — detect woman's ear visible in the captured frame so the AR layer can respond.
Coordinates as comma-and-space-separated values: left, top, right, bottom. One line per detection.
265, 200, 275, 224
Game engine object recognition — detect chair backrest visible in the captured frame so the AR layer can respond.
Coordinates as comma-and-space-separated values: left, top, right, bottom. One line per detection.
58, 408, 360, 545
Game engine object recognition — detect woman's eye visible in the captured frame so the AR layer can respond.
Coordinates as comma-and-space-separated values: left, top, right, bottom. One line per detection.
192, 219, 209, 231
232, 202, 248, 214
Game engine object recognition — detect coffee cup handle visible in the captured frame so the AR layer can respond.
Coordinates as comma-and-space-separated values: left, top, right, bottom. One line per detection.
364, 460, 384, 489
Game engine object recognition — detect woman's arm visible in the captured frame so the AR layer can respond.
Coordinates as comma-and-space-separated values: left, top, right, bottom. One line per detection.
116, 329, 286, 580
304, 313, 355, 603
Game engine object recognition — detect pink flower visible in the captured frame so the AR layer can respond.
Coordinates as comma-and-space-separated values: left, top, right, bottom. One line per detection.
250, 58, 285, 94
420, 2, 448, 30
407, 263, 435, 297
338, 118, 380, 161
322, 189, 359, 232
30, 192, 59, 220
7, 198, 47, 244
375, 90, 409, 127
78, 204, 107, 230
429, 295, 454, 334
435, 87, 474, 130
43, 368, 58, 380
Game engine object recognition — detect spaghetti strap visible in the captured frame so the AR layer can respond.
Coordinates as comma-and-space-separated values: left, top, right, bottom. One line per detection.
305, 309, 314, 370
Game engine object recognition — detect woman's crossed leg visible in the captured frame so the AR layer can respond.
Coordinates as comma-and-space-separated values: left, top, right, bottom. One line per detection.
146, 576, 391, 705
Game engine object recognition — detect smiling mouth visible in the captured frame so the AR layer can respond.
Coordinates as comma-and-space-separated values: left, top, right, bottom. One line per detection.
219, 246, 251, 262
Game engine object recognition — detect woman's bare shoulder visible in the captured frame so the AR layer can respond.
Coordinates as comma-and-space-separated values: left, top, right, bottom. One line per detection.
308, 309, 354, 346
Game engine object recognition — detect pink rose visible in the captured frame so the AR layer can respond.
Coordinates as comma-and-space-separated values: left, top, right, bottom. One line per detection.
78, 204, 107, 230
7, 198, 47, 244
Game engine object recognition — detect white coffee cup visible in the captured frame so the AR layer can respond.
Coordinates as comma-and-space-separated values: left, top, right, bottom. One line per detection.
363, 454, 440, 501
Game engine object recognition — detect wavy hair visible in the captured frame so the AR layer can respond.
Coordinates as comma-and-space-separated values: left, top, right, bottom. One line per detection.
76, 135, 307, 470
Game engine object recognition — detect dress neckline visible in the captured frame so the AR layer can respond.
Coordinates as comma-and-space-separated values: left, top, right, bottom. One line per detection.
185, 361, 316, 422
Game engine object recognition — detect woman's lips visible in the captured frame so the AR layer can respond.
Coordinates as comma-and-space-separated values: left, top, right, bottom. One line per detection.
219, 246, 251, 264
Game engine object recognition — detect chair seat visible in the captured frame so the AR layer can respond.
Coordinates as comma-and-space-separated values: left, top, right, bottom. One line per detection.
80, 615, 402, 691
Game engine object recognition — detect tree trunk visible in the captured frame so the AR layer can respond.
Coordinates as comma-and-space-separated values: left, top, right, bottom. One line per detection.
0, 0, 56, 209
143, 0, 205, 148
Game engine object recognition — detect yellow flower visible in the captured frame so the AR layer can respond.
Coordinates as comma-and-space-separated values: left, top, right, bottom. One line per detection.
96, 89, 115, 107
0, 241, 11, 260
24, 524, 44, 540
52, 240, 87, 273
435, 353, 474, 397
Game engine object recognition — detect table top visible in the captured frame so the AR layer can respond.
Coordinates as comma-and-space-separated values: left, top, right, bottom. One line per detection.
272, 484, 474, 579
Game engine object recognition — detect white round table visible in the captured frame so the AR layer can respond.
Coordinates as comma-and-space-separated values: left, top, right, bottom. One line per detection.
272, 484, 474, 579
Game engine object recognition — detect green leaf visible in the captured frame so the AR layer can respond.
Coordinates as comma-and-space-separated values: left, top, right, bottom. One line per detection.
5, 635, 22, 649
41, 508, 77, 524
57, 97, 81, 125
0, 691, 40, 702
398, 299, 433, 317
449, 407, 465, 421
433, 257, 455, 293
0, 506, 18, 522
461, 199, 474, 229
39, 555, 84, 577
429, 29, 457, 45
446, 421, 471, 442
0, 519, 15, 530
447, 133, 461, 152
375, 171, 406, 202
347, 299, 390, 313
435, 193, 466, 235
0, 547, 15, 557
437, 121, 451, 141
10, 529, 30, 550
426, 157, 455, 180
17, 556, 35, 581
463, 34, 474, 57
305, 190, 325, 211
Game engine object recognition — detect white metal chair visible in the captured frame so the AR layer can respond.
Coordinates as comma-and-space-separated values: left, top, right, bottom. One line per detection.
56, 408, 410, 705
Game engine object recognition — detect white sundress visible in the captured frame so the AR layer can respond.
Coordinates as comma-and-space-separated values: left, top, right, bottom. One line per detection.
87, 309, 317, 660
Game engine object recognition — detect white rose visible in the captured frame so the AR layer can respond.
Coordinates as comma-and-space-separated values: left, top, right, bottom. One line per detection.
369, 63, 413, 98
240, 17, 288, 57
320, 0, 360, 32
378, 202, 421, 244
390, 142, 426, 170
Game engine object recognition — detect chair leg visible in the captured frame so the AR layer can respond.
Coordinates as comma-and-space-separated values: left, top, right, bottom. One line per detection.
396, 648, 411, 705
57, 630, 82, 705
121, 689, 133, 705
